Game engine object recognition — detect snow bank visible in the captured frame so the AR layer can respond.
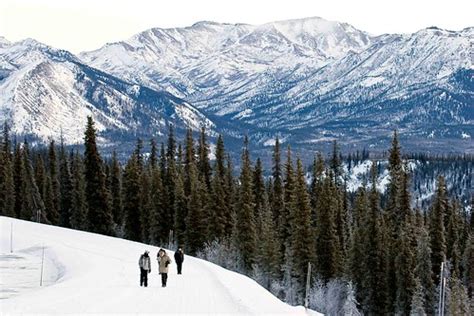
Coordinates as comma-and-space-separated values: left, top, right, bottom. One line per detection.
0, 217, 319, 315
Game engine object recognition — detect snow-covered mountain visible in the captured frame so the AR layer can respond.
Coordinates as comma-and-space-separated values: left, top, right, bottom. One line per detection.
0, 216, 319, 315
81, 17, 473, 153
0, 38, 214, 145
1, 17, 472, 153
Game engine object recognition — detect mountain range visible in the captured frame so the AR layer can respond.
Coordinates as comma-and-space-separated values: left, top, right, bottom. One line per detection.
1, 17, 473, 155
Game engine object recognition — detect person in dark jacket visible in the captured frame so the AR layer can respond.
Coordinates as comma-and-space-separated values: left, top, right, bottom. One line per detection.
157, 249, 172, 287
138, 250, 151, 287
174, 247, 184, 275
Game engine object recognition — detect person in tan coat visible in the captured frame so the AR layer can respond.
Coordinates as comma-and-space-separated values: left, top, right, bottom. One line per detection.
157, 249, 172, 287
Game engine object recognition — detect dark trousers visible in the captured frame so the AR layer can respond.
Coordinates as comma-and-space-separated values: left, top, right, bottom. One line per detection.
140, 268, 148, 287
161, 273, 168, 286
177, 262, 183, 274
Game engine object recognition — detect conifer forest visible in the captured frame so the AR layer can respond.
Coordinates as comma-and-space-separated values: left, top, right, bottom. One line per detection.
0, 117, 472, 315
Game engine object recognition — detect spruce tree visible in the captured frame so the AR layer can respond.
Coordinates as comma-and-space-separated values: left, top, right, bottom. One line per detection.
430, 176, 448, 286
258, 189, 280, 287
310, 153, 325, 228
123, 143, 143, 242
149, 163, 165, 245
315, 169, 341, 282
13, 143, 24, 218
110, 151, 123, 226
70, 151, 88, 230
395, 221, 416, 315
83, 117, 114, 235
410, 277, 427, 316
290, 158, 316, 300
197, 127, 211, 188
174, 168, 187, 246
139, 166, 151, 243
271, 137, 284, 229
59, 142, 73, 228
185, 160, 207, 255
448, 274, 470, 315
20, 140, 46, 222
253, 158, 265, 232
414, 223, 436, 314
329, 140, 342, 186
236, 137, 257, 272
0, 123, 15, 217
282, 146, 295, 250
47, 140, 61, 225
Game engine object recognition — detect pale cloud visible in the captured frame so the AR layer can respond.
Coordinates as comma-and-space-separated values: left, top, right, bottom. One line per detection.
0, 0, 472, 53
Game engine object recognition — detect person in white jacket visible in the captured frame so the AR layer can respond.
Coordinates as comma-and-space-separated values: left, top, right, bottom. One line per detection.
139, 250, 151, 287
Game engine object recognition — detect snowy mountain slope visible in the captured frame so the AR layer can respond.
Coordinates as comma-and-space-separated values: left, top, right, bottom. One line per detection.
80, 18, 473, 153
0, 39, 215, 145
0, 217, 319, 315
80, 17, 373, 99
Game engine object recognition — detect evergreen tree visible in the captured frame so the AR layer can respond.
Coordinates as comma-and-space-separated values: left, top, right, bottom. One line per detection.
47, 140, 61, 225
174, 168, 187, 246
59, 142, 73, 228
315, 169, 341, 282
446, 199, 462, 275
0, 123, 15, 217
165, 127, 177, 241
271, 137, 284, 230
149, 163, 165, 245
184, 129, 195, 196
235, 137, 257, 272
430, 176, 447, 286
329, 140, 342, 186
223, 154, 235, 236
290, 158, 315, 300
185, 160, 207, 255
360, 162, 388, 315
395, 221, 416, 315
34, 154, 46, 204
13, 143, 24, 218
83, 117, 114, 235
310, 153, 325, 228
110, 151, 123, 226
139, 166, 151, 243
410, 278, 427, 316
197, 127, 211, 188
282, 146, 295, 250
253, 158, 265, 232
462, 235, 474, 300
70, 151, 87, 230
123, 142, 143, 242
20, 141, 46, 222
448, 274, 470, 315
414, 223, 436, 314
258, 189, 280, 287
209, 138, 228, 241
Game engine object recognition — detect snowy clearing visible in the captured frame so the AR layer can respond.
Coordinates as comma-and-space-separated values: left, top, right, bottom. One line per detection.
0, 217, 319, 315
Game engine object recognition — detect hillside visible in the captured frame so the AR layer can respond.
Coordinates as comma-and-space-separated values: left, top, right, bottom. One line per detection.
0, 216, 318, 314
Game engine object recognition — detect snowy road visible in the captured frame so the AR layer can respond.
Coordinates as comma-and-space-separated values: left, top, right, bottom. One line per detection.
0, 217, 318, 315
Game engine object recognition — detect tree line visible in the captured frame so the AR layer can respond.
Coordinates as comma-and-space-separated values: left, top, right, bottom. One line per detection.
0, 117, 472, 314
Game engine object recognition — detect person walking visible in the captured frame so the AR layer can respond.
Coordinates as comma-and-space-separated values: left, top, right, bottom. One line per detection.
138, 250, 151, 287
174, 247, 184, 275
157, 249, 172, 287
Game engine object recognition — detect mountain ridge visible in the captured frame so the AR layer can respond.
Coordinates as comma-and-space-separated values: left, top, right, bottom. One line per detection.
1, 16, 473, 154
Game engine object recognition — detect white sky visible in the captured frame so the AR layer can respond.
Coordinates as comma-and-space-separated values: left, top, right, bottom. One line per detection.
0, 0, 472, 53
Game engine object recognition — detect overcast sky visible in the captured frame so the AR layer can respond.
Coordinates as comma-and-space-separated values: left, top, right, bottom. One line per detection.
0, 0, 472, 53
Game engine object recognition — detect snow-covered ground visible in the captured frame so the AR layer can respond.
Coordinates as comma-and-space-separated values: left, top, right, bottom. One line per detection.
0, 217, 319, 315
